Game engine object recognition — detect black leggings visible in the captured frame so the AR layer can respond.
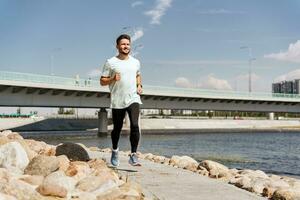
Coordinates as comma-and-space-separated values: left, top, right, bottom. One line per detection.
111, 103, 140, 153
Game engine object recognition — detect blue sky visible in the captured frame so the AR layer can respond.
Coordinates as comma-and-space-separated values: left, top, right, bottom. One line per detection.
1, 0, 300, 93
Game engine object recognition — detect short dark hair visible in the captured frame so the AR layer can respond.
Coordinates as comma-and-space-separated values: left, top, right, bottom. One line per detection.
116, 34, 131, 45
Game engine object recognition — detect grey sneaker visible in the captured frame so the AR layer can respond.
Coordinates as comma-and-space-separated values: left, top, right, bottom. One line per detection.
129, 153, 141, 166
111, 149, 119, 167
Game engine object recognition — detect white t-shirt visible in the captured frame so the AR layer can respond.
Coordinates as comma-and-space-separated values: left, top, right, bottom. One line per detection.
101, 55, 142, 109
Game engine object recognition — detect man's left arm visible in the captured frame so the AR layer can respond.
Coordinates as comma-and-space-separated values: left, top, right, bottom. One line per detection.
136, 74, 143, 95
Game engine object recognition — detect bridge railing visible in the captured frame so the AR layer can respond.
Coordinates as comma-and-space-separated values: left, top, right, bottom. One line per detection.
1, 71, 300, 101
0, 71, 99, 88
144, 85, 300, 100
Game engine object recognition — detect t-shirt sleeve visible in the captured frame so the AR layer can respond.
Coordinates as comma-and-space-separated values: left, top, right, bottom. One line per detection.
101, 60, 111, 77
136, 60, 141, 75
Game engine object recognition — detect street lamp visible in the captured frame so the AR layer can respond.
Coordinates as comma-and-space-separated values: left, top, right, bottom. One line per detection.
240, 46, 255, 93
50, 48, 62, 76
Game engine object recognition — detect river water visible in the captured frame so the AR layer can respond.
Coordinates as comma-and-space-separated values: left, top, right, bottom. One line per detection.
32, 131, 300, 178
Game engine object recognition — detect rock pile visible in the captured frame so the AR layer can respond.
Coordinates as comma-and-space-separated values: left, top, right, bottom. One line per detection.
2, 128, 300, 200
164, 155, 300, 200
0, 130, 144, 200
99, 148, 300, 200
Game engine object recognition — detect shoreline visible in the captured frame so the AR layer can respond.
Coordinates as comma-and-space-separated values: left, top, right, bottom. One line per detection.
18, 127, 300, 139
1, 129, 300, 199
19, 129, 300, 180
2, 118, 300, 132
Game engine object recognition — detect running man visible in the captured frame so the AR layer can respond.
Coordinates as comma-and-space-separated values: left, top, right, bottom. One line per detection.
100, 34, 143, 166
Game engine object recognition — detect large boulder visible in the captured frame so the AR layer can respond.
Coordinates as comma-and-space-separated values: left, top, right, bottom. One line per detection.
37, 170, 77, 198
262, 178, 290, 198
24, 155, 59, 177
23, 139, 48, 154
170, 155, 199, 171
231, 175, 252, 189
153, 155, 167, 164
199, 160, 230, 179
55, 142, 90, 161
14, 139, 38, 161
143, 153, 154, 161
37, 183, 67, 198
248, 177, 271, 194
0, 141, 29, 174
0, 134, 37, 162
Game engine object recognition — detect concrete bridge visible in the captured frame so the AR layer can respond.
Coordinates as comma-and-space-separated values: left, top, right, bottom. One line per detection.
1, 71, 300, 133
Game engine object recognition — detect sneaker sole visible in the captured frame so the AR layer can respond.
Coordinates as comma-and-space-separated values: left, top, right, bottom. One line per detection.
129, 161, 142, 166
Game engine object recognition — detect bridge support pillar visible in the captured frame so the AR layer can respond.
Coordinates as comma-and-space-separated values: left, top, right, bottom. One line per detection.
98, 108, 108, 136
268, 112, 274, 120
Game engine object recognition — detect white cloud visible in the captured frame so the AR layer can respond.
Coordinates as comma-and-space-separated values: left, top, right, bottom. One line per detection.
131, 1, 143, 8
87, 69, 101, 78
131, 28, 144, 56
144, 0, 172, 25
274, 69, 300, 82
175, 74, 232, 90
175, 77, 193, 88
264, 40, 300, 63
131, 28, 144, 42
197, 9, 245, 15
199, 74, 232, 90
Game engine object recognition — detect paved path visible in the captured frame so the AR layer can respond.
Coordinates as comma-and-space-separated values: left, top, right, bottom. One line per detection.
89, 151, 266, 200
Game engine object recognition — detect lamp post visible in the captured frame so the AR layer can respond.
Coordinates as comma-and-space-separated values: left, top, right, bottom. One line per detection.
240, 46, 255, 93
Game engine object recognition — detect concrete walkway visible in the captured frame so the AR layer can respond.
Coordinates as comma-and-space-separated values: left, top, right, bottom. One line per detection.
89, 151, 266, 200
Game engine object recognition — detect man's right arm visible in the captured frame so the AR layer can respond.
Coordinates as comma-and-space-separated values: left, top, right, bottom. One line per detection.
100, 72, 121, 86
100, 76, 113, 86
100, 60, 113, 86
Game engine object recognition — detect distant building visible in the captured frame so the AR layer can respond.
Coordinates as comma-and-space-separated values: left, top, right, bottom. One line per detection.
272, 79, 300, 94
